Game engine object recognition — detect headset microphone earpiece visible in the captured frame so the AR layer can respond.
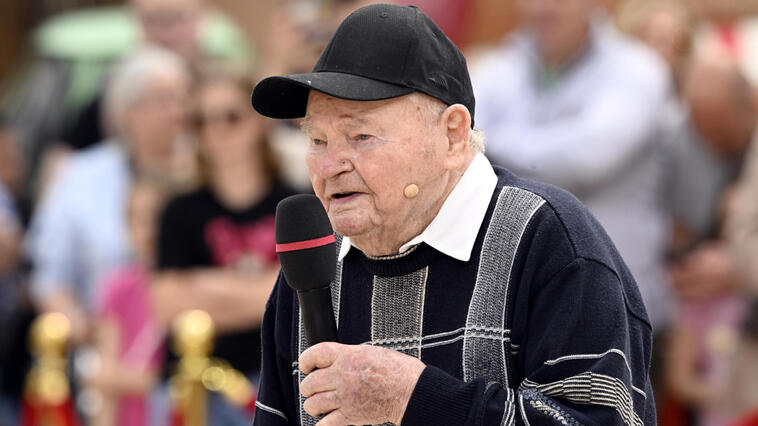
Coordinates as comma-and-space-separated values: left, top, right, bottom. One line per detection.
403, 184, 419, 199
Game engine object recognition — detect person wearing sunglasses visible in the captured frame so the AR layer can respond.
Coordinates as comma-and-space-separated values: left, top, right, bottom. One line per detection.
152, 69, 296, 425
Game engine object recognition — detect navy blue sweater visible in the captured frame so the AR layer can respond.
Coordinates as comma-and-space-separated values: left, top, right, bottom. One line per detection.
254, 167, 656, 425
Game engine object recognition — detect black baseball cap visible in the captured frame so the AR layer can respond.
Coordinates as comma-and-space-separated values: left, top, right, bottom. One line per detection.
251, 4, 475, 127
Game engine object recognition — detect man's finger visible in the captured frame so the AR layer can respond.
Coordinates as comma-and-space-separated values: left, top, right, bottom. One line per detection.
299, 341, 341, 373
315, 408, 350, 426
300, 368, 336, 397
303, 390, 339, 418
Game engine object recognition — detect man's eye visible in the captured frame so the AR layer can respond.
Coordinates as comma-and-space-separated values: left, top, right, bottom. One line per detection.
356, 134, 372, 141
312, 138, 326, 146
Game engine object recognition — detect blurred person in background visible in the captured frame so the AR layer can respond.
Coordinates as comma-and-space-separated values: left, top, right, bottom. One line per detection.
152, 69, 295, 425
616, 0, 715, 253
1, 0, 250, 201
0, 120, 28, 426
692, 0, 758, 90
62, 0, 252, 153
87, 179, 169, 426
729, 95, 758, 301
664, 58, 756, 426
668, 57, 754, 251
132, 0, 207, 67
24, 46, 191, 346
617, 4, 753, 423
616, 0, 696, 90
689, 0, 758, 19
0, 119, 27, 218
722, 57, 758, 423
0, 125, 24, 284
621, 3, 758, 420
473, 0, 673, 335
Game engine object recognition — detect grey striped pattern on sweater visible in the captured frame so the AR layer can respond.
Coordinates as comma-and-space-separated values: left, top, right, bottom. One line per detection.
371, 266, 429, 358
463, 186, 545, 387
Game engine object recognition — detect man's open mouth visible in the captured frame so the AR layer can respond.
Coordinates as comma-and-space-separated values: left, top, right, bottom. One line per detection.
332, 192, 358, 200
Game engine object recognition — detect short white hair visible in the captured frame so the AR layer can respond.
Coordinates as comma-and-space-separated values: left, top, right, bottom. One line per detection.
103, 46, 188, 137
410, 92, 486, 153
469, 127, 486, 153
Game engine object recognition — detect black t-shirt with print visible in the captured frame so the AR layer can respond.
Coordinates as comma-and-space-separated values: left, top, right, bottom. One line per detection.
158, 183, 296, 376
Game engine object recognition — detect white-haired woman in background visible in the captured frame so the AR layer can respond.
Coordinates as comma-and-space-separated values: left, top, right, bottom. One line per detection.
25, 46, 192, 347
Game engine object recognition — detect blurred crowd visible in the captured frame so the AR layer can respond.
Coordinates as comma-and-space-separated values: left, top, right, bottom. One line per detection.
1, 0, 758, 425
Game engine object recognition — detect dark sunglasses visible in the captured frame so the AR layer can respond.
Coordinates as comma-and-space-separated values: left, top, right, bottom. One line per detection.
189, 108, 246, 130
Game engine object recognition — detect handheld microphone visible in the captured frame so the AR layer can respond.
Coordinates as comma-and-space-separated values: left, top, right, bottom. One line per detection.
275, 194, 338, 345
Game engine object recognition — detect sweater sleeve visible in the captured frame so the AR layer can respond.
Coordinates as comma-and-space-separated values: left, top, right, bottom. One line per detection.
402, 258, 655, 425
254, 276, 299, 425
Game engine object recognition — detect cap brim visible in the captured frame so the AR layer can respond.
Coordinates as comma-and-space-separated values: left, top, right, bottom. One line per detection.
251, 72, 414, 119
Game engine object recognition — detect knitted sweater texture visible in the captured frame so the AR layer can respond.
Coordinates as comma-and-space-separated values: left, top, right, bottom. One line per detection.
254, 167, 656, 425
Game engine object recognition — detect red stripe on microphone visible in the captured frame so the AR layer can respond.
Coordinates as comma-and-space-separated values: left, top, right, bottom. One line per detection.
276, 234, 336, 252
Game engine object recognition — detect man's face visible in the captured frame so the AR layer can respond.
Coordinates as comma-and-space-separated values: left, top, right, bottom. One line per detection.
132, 0, 202, 60
125, 70, 190, 160
685, 63, 755, 157
303, 92, 448, 244
516, 0, 593, 53
689, 100, 751, 157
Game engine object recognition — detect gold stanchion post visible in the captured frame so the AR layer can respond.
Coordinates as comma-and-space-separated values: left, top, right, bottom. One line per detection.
22, 312, 76, 426
170, 309, 215, 426
169, 310, 258, 425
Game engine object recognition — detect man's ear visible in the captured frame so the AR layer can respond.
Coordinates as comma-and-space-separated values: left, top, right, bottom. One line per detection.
440, 104, 471, 170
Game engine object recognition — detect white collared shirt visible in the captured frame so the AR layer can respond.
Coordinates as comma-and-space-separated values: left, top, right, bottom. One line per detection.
338, 153, 498, 262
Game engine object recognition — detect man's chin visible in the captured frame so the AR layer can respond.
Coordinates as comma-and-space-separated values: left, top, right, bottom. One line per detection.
328, 213, 371, 238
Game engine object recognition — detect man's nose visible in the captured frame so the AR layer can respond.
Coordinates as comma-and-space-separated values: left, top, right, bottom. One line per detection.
320, 142, 354, 178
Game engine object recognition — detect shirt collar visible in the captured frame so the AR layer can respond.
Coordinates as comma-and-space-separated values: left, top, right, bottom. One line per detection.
338, 153, 498, 262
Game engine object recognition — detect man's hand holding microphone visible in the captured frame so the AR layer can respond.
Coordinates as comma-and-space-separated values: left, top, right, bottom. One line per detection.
276, 194, 425, 426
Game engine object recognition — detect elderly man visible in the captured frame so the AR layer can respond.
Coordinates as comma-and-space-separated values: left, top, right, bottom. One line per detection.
252, 5, 655, 425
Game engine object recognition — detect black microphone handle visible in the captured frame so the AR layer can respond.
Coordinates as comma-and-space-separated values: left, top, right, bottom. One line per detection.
297, 286, 338, 345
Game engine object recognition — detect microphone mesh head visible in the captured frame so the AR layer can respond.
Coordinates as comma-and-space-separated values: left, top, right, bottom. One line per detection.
275, 194, 337, 291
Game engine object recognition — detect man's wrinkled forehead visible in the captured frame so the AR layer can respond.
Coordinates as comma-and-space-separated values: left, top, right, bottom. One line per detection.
301, 115, 370, 132
302, 91, 407, 132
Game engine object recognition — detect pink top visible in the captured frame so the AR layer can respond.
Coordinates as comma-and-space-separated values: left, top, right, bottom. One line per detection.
98, 264, 164, 426
680, 293, 747, 426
